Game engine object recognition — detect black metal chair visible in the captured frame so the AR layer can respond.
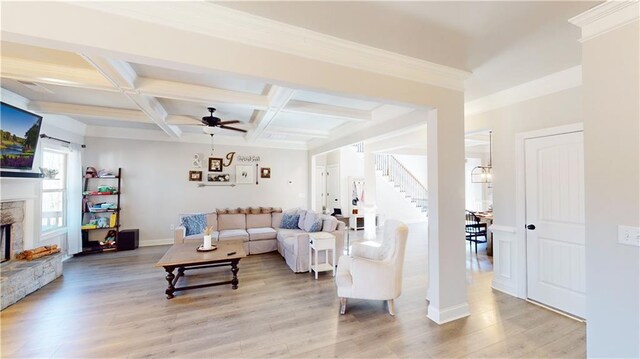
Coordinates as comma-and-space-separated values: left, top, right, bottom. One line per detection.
465, 210, 487, 253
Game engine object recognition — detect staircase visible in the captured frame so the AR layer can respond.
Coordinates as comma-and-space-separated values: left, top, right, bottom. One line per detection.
375, 154, 428, 215
351, 143, 428, 216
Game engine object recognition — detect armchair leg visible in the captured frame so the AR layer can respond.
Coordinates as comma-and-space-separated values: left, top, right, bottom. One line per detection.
387, 299, 395, 316
340, 298, 347, 315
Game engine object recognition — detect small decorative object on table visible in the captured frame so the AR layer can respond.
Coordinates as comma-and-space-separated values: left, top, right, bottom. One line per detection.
199, 226, 216, 251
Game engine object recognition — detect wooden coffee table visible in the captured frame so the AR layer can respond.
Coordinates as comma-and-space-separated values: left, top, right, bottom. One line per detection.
155, 241, 246, 299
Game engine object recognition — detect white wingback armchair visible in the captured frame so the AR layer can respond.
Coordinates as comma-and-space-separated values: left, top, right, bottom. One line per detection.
335, 219, 409, 316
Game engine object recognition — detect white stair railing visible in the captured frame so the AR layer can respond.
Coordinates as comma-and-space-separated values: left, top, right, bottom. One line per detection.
375, 154, 428, 214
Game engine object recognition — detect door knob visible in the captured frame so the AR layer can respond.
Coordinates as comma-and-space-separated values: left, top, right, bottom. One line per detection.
526, 224, 536, 230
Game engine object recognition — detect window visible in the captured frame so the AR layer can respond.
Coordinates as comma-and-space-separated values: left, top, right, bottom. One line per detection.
41, 149, 67, 233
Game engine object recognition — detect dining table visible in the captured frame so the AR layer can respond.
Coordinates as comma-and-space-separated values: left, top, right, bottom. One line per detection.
474, 211, 494, 256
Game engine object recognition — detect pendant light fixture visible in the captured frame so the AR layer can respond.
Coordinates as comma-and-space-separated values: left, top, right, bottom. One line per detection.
471, 130, 493, 183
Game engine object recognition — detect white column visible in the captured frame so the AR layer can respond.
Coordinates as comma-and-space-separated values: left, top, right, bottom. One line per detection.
426, 102, 469, 324
570, 2, 640, 357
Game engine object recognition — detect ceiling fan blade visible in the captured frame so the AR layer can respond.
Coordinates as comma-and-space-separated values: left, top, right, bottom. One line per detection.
219, 125, 247, 133
219, 120, 241, 125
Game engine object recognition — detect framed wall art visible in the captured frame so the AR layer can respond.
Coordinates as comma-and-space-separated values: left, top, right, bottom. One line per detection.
208, 157, 223, 172
236, 165, 255, 184
188, 170, 203, 182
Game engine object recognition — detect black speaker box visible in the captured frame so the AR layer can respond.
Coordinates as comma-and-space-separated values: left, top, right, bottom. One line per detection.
117, 229, 139, 251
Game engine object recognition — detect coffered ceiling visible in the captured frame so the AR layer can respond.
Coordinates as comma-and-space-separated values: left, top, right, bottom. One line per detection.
0, 41, 416, 149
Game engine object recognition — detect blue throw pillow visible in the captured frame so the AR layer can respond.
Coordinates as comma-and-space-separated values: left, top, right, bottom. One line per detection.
181, 214, 206, 236
280, 213, 300, 229
308, 219, 323, 232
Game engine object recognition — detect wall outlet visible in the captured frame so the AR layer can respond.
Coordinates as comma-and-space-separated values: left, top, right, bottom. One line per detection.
169, 224, 175, 231
618, 225, 640, 247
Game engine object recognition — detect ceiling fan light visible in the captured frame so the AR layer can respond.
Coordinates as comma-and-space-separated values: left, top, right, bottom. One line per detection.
203, 126, 215, 135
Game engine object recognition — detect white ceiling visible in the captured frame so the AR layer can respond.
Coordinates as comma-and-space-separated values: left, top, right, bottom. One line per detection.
1, 41, 415, 147
219, 1, 600, 101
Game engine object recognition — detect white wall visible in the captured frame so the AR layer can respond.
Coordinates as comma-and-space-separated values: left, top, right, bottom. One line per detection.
82, 137, 308, 245
582, 20, 639, 358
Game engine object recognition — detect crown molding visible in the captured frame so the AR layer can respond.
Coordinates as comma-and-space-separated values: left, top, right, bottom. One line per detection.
76, 2, 470, 91
569, 0, 640, 42
465, 66, 582, 116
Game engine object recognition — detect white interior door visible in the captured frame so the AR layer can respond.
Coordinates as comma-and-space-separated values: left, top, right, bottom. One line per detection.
315, 166, 326, 213
326, 164, 340, 211
525, 131, 585, 318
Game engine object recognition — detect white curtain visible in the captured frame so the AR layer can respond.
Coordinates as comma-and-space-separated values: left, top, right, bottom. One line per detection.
66, 144, 83, 255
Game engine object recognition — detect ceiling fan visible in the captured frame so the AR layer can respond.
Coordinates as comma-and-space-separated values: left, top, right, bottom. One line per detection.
193, 107, 247, 133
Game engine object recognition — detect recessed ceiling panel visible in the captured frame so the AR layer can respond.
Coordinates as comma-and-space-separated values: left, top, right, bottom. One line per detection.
293, 90, 380, 111
1, 41, 95, 69
1, 80, 138, 109
73, 117, 157, 130
271, 112, 346, 131
130, 63, 268, 95
158, 98, 254, 122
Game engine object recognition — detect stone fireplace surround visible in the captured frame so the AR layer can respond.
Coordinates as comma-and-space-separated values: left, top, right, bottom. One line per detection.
1, 200, 63, 310
1, 201, 25, 260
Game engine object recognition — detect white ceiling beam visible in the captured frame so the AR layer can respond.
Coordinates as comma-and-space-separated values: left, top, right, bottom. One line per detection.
82, 55, 181, 138
127, 95, 182, 138
265, 126, 330, 139
135, 77, 270, 109
0, 57, 116, 91
282, 100, 371, 122
245, 86, 295, 142
80, 55, 137, 90
28, 101, 150, 123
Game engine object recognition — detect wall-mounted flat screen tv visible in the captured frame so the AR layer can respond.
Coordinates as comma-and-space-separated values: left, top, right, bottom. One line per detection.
1, 102, 43, 170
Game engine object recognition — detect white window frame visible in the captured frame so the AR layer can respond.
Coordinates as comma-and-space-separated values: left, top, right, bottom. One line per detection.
41, 147, 69, 237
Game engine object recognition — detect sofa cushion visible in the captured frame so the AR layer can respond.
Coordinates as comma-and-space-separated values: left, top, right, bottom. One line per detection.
219, 229, 249, 241
322, 216, 338, 232
276, 228, 306, 242
272, 212, 283, 228
218, 213, 246, 230
181, 214, 206, 236
280, 213, 299, 229
247, 227, 277, 241
247, 213, 271, 229
303, 212, 323, 232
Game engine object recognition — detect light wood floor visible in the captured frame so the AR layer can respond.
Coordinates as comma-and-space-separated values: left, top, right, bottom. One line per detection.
0, 223, 585, 358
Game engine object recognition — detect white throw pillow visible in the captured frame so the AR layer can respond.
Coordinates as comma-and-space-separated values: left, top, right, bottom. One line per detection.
322, 216, 338, 232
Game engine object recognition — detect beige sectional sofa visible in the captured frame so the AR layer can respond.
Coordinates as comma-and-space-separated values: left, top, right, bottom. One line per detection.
174, 208, 345, 273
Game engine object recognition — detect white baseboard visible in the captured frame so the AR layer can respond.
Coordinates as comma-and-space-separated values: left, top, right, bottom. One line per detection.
427, 302, 470, 324
139, 238, 173, 247
491, 278, 519, 298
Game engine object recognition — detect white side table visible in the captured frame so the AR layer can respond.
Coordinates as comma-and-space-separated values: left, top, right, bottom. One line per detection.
308, 232, 336, 279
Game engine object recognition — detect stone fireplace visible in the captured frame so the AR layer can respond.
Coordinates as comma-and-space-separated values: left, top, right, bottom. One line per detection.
1, 200, 63, 310
1, 201, 25, 262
